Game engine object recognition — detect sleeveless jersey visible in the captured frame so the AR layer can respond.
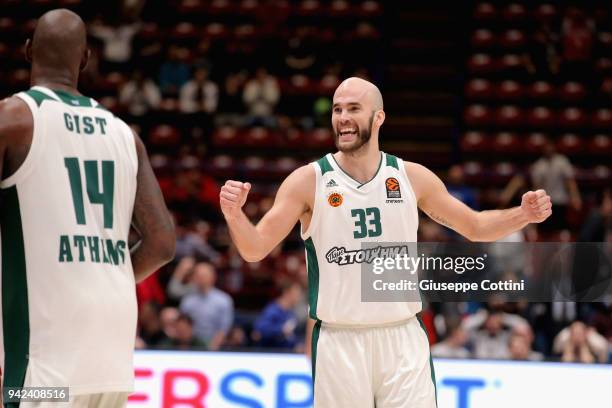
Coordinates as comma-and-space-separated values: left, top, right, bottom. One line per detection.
0, 86, 138, 395
302, 152, 421, 326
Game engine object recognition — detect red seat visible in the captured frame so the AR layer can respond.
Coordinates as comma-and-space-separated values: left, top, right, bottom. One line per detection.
207, 0, 235, 15
493, 132, 520, 152
285, 128, 306, 146
534, 4, 557, 22
177, 0, 205, 14
159, 98, 179, 112
205, 23, 229, 39
98, 96, 120, 114
212, 126, 241, 146
491, 162, 517, 184
461, 131, 489, 152
599, 32, 612, 48
587, 134, 611, 155
206, 155, 237, 178
595, 58, 612, 75
529, 81, 554, 99
556, 133, 584, 154
358, 1, 382, 17
559, 107, 587, 128
468, 54, 495, 74
559, 82, 586, 103
0, 18, 16, 34
244, 127, 278, 147
500, 30, 526, 48
528, 106, 555, 128
471, 29, 496, 48
138, 22, 160, 40
297, 0, 321, 16
592, 109, 612, 128
0, 42, 8, 59
243, 156, 271, 179
329, 0, 351, 17
498, 54, 522, 72
273, 156, 300, 177
464, 104, 492, 126
525, 132, 548, 153
234, 24, 257, 40
473, 2, 497, 21
172, 22, 199, 39
238, 0, 259, 14
149, 125, 180, 147
503, 3, 527, 21
496, 80, 524, 101
495, 105, 524, 127
462, 161, 485, 184
465, 79, 493, 100
307, 128, 334, 148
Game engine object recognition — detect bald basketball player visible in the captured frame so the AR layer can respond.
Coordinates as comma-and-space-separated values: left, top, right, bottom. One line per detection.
0, 9, 174, 407
221, 77, 551, 407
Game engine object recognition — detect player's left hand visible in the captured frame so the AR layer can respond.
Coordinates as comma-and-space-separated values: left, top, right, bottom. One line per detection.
521, 189, 552, 223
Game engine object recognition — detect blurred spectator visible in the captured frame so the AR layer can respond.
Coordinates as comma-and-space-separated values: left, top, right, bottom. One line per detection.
138, 301, 169, 347
553, 321, 608, 363
179, 66, 219, 114
431, 324, 470, 359
158, 46, 191, 96
561, 7, 595, 80
217, 72, 248, 126
468, 310, 512, 359
180, 262, 234, 350
252, 281, 303, 349
578, 189, 611, 241
531, 141, 582, 231
159, 313, 207, 350
243, 67, 280, 127
524, 22, 560, 78
89, 17, 140, 70
167, 256, 197, 300
174, 221, 221, 262
508, 325, 544, 361
119, 70, 161, 117
172, 157, 222, 220
223, 326, 248, 350
160, 306, 180, 340
447, 165, 478, 210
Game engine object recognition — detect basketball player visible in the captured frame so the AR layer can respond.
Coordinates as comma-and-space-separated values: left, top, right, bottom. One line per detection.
0, 9, 175, 407
220, 77, 551, 407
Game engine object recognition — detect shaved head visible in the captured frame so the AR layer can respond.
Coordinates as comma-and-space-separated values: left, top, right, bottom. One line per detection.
27, 9, 89, 89
334, 77, 384, 111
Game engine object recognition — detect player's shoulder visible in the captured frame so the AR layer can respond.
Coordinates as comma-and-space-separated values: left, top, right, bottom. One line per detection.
0, 96, 33, 142
402, 160, 435, 178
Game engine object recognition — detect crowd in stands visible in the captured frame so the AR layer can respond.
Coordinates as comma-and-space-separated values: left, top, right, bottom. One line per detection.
0, 0, 609, 363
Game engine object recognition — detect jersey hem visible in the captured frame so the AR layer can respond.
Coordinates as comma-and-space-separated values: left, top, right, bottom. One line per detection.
321, 315, 419, 329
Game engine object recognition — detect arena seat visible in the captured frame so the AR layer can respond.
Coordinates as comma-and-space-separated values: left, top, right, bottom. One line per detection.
587, 134, 611, 155
461, 131, 489, 153
592, 108, 612, 129
502, 3, 527, 22
468, 54, 495, 74
465, 79, 493, 100
500, 30, 526, 49
492, 132, 520, 153
495, 105, 524, 128
558, 82, 586, 103
172, 22, 199, 40
496, 80, 524, 101
556, 133, 584, 154
527, 106, 555, 128
212, 126, 241, 147
149, 124, 181, 147
559, 107, 587, 128
473, 3, 496, 21
498, 54, 522, 73
464, 104, 492, 126
471, 29, 495, 49
244, 127, 278, 147
306, 128, 334, 148
529, 81, 555, 100
524, 132, 548, 153
534, 4, 557, 22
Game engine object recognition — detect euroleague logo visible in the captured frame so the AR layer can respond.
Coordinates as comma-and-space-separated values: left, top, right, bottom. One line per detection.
385, 177, 401, 199
327, 192, 343, 207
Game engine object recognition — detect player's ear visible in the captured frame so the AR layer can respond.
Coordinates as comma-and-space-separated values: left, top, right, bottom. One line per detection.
80, 47, 91, 72
25, 39, 33, 63
375, 110, 385, 127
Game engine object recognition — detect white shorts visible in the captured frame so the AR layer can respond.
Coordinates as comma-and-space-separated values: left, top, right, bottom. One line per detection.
18, 392, 128, 408
312, 316, 437, 408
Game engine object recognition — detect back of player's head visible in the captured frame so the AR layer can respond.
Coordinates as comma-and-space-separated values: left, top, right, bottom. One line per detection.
28, 9, 88, 72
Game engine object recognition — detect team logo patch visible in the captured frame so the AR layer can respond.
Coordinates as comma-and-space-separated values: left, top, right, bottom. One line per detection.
327, 192, 343, 207
385, 177, 401, 198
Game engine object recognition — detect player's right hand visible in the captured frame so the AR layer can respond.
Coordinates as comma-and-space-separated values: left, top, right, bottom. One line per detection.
220, 180, 251, 220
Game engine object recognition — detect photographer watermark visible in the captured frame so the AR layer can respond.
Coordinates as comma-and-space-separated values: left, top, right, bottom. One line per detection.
360, 242, 612, 302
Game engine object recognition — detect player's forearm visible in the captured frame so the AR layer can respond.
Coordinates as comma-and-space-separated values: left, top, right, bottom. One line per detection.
471, 206, 529, 242
131, 234, 176, 283
225, 211, 268, 262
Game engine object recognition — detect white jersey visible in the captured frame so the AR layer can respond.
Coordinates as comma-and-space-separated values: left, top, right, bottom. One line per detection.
302, 152, 421, 326
0, 86, 138, 395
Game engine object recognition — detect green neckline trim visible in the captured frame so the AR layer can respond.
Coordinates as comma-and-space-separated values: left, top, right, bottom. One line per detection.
386, 154, 399, 170
52, 89, 93, 107
331, 152, 383, 189
316, 156, 333, 175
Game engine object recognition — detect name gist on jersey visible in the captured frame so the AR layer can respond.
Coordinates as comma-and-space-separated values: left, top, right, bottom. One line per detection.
58, 234, 127, 265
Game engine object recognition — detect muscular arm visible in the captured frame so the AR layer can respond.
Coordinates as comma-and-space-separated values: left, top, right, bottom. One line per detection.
220, 165, 314, 262
406, 163, 551, 242
0, 97, 33, 182
130, 133, 175, 282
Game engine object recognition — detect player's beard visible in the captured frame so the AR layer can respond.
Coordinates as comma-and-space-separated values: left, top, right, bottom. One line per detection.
334, 113, 374, 153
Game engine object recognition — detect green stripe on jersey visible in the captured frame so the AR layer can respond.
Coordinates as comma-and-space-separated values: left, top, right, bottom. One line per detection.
311, 320, 322, 389
316, 156, 333, 175
385, 154, 399, 170
24, 89, 57, 107
1, 187, 30, 392
417, 315, 438, 406
53, 89, 93, 107
304, 237, 320, 320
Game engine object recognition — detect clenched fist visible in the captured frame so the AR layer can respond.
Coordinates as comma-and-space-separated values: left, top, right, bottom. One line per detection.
220, 180, 252, 220
521, 189, 552, 223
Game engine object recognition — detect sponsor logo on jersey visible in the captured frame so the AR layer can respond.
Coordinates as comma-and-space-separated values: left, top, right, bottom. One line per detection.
327, 192, 343, 207
326, 179, 339, 188
385, 177, 401, 198
325, 245, 410, 265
